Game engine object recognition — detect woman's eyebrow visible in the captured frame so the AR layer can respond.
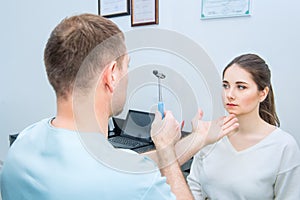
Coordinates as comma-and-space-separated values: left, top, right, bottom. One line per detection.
235, 81, 248, 85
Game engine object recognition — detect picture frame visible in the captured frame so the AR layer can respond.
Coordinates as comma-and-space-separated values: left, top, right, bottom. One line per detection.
131, 0, 159, 27
98, 0, 130, 18
201, 0, 250, 20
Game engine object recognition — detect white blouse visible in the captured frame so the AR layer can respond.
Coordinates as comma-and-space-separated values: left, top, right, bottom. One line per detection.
187, 128, 300, 200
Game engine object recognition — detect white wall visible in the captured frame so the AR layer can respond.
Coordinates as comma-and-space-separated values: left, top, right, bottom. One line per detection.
1, 0, 300, 162
0, 0, 98, 161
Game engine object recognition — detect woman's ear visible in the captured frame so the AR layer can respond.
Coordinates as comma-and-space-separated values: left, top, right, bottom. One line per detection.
259, 86, 269, 102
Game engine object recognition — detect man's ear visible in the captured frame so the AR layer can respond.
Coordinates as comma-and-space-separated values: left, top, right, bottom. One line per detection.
102, 61, 118, 93
259, 86, 269, 102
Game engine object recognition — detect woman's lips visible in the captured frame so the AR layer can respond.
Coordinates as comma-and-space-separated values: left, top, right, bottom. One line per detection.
226, 103, 237, 107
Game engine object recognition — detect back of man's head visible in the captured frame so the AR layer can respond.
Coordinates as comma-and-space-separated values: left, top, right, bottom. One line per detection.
44, 13, 126, 100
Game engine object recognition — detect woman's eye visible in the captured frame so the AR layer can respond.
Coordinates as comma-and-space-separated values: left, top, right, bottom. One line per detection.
222, 83, 229, 89
238, 85, 246, 90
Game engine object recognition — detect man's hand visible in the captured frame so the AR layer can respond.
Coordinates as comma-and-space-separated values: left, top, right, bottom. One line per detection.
191, 109, 239, 146
150, 110, 194, 200
151, 110, 181, 150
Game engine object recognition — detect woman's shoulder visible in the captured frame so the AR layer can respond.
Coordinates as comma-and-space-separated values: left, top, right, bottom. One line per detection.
272, 128, 300, 173
272, 128, 299, 147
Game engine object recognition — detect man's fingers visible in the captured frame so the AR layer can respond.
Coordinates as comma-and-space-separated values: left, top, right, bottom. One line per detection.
223, 114, 236, 126
191, 109, 204, 131
154, 110, 162, 122
208, 115, 239, 140
222, 115, 238, 131
219, 117, 239, 138
151, 111, 163, 137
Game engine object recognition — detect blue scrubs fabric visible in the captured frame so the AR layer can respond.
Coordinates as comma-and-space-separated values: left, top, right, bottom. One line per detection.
1, 118, 175, 200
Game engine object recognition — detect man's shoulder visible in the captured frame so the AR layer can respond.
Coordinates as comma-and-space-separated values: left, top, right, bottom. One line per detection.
7, 118, 51, 148
17, 118, 53, 137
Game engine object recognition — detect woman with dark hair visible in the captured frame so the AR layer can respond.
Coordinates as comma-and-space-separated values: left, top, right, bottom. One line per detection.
187, 53, 300, 199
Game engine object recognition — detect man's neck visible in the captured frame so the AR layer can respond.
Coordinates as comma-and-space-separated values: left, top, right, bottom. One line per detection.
52, 97, 109, 137
51, 98, 76, 130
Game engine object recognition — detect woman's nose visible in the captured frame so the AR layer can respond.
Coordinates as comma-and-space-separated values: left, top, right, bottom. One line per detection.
226, 88, 235, 100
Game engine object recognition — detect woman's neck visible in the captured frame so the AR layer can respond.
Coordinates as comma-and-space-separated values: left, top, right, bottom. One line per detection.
228, 111, 276, 151
235, 110, 274, 136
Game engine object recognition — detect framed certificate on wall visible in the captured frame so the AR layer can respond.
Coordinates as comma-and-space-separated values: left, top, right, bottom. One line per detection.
98, 0, 130, 18
201, 0, 250, 19
131, 0, 159, 26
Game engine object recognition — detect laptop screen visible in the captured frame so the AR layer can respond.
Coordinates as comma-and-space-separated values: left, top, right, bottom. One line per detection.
122, 110, 155, 141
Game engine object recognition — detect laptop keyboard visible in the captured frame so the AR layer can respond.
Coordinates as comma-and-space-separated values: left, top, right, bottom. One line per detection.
133, 144, 155, 153
109, 136, 148, 149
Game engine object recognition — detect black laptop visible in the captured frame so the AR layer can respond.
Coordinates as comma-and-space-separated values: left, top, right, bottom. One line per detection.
108, 109, 155, 150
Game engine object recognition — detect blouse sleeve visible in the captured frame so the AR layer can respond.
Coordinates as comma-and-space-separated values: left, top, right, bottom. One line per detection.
274, 166, 300, 200
187, 155, 207, 200
274, 135, 300, 200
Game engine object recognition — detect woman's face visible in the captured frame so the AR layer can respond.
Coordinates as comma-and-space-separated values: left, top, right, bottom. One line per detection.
222, 64, 266, 116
